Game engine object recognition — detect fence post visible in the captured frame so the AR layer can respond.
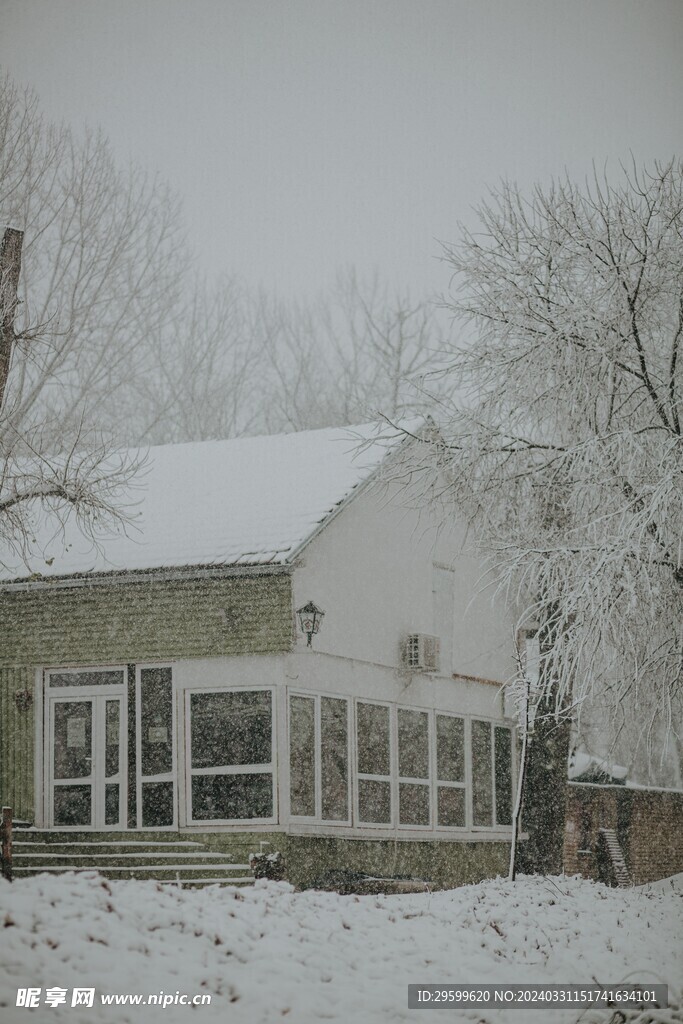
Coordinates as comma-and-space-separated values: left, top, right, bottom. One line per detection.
1, 806, 12, 882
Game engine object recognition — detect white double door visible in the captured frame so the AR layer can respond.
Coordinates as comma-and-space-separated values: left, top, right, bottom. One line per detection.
47, 687, 127, 830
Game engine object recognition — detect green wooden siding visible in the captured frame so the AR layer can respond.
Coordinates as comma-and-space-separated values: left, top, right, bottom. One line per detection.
0, 573, 293, 667
0, 667, 34, 820
0, 572, 293, 819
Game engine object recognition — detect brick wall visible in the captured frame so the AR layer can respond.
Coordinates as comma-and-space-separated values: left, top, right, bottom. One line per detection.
564, 782, 683, 885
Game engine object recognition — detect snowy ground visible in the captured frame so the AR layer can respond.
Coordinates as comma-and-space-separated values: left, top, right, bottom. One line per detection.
1, 872, 680, 1023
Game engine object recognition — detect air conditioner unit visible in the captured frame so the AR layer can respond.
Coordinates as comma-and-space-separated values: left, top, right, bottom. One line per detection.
402, 634, 440, 673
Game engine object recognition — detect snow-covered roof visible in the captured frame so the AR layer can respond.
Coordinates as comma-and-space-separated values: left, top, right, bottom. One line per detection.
0, 421, 416, 582
568, 751, 628, 783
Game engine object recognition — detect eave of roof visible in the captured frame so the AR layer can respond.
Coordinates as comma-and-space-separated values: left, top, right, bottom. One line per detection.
0, 560, 294, 593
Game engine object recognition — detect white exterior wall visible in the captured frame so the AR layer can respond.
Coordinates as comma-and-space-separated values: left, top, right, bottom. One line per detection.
291, 478, 514, 697
172, 481, 517, 839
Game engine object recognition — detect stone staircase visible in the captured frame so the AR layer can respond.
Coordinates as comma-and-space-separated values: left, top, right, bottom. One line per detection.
598, 827, 631, 887
11, 831, 255, 887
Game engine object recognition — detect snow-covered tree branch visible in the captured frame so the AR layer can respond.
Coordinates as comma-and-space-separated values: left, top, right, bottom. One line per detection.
415, 160, 683, 790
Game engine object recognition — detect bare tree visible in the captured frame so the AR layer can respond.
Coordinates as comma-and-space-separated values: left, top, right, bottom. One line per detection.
127, 267, 447, 443
0, 76, 185, 442
410, 161, 683, 867
125, 276, 265, 444
0, 76, 184, 571
0, 224, 142, 572
256, 271, 447, 434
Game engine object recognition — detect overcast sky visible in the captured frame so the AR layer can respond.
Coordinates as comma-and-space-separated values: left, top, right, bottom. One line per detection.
1, 0, 682, 300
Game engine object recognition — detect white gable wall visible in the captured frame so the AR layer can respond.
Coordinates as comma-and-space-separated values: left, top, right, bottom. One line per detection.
290, 477, 514, 716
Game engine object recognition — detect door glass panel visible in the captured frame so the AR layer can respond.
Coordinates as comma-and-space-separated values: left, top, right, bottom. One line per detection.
191, 691, 272, 768
141, 781, 175, 827
105, 784, 120, 826
289, 696, 315, 816
54, 702, 92, 779
54, 785, 91, 826
140, 668, 173, 776
49, 670, 124, 687
321, 697, 348, 821
105, 701, 120, 778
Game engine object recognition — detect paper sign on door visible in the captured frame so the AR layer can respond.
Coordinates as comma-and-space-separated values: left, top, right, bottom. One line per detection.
67, 717, 87, 748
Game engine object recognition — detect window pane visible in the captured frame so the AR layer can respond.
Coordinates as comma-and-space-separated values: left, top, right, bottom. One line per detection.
494, 727, 513, 826
105, 784, 120, 826
53, 702, 92, 779
142, 781, 174, 827
357, 703, 390, 776
472, 720, 493, 826
321, 697, 348, 821
290, 696, 315, 816
53, 785, 91, 826
399, 783, 430, 826
191, 773, 272, 820
358, 779, 391, 824
191, 691, 272, 768
398, 709, 429, 779
436, 715, 464, 782
49, 671, 124, 687
105, 701, 120, 778
437, 786, 466, 827
140, 668, 173, 777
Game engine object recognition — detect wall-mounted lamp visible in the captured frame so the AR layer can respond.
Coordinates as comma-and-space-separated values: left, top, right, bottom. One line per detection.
296, 601, 325, 648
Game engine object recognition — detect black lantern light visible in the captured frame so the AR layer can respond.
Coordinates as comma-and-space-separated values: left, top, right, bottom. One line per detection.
296, 601, 325, 647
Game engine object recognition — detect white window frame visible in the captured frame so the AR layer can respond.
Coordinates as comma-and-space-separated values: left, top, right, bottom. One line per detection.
433, 710, 468, 832
470, 718, 514, 831
43, 666, 128, 831
135, 664, 177, 830
492, 722, 514, 829
185, 685, 277, 826
354, 698, 395, 828
396, 705, 432, 831
351, 703, 512, 835
287, 690, 352, 826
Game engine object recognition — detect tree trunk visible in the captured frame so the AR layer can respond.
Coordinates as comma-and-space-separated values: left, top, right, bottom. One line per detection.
517, 688, 571, 875
0, 226, 24, 411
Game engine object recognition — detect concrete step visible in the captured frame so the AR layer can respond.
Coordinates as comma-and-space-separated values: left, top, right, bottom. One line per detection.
14, 851, 242, 864
598, 828, 631, 886
10, 832, 256, 887
15, 831, 205, 843
13, 864, 252, 880
15, 839, 204, 849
